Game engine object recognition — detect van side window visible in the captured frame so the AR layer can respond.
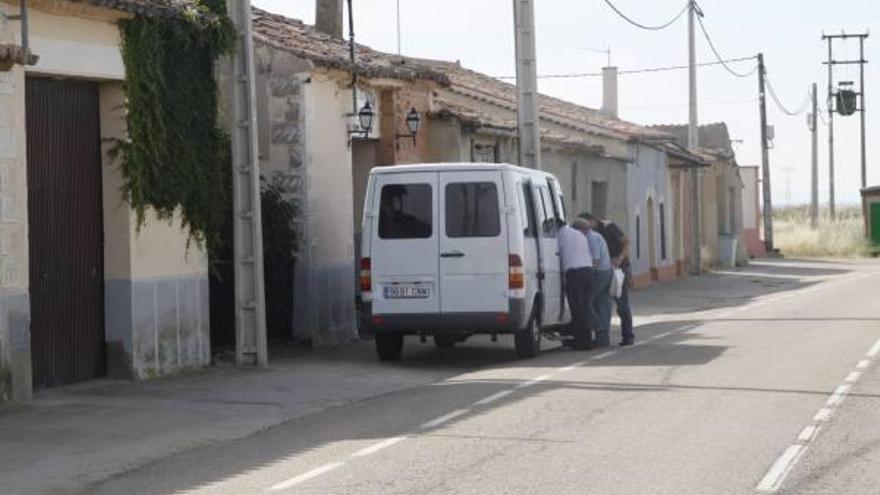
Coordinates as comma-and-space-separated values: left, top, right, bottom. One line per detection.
538, 187, 557, 237
378, 184, 432, 239
546, 178, 563, 222
446, 182, 500, 238
520, 182, 538, 238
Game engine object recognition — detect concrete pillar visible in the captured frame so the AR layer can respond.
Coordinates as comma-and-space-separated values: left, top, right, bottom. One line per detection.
0, 6, 32, 401
0, 64, 32, 402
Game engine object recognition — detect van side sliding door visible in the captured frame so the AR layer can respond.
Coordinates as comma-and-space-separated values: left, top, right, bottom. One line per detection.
546, 178, 570, 324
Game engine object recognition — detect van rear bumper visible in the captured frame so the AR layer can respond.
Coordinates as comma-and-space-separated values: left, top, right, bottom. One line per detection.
361, 299, 528, 334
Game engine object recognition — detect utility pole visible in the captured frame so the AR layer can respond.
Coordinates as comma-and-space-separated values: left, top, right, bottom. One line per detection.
512, 0, 541, 170
783, 167, 794, 204
822, 32, 869, 216
687, 0, 702, 275
226, 0, 268, 366
810, 82, 819, 229
825, 36, 836, 220
758, 53, 774, 253
859, 35, 867, 190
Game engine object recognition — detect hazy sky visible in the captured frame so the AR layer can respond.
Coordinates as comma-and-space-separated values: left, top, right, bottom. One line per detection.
252, 0, 878, 205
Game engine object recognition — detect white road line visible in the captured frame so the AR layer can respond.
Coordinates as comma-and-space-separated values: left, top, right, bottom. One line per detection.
351, 436, 408, 458
868, 338, 880, 358
267, 462, 345, 492
474, 389, 514, 406
813, 408, 832, 422
592, 351, 615, 359
825, 384, 852, 407
421, 409, 469, 429
756, 445, 808, 493
845, 371, 863, 383
856, 359, 871, 370
797, 425, 819, 443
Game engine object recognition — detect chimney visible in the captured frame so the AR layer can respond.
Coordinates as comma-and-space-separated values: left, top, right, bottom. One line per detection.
601, 66, 618, 119
315, 0, 344, 38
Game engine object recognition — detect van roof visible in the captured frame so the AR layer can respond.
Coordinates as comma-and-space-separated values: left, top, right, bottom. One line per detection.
369, 162, 554, 176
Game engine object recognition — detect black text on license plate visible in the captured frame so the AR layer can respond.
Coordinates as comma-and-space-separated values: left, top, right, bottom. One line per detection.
385, 284, 430, 299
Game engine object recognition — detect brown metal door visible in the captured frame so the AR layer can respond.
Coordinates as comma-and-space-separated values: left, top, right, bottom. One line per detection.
26, 77, 105, 388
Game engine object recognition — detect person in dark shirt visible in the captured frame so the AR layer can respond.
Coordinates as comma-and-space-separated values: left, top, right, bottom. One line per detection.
579, 212, 634, 346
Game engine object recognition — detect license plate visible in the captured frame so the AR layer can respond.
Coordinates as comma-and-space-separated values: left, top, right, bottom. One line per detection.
384, 283, 431, 299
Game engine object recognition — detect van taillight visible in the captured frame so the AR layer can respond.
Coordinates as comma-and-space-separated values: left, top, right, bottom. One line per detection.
508, 254, 524, 290
360, 257, 372, 293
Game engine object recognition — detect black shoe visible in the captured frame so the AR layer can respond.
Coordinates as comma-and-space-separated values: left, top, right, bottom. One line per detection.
619, 339, 634, 347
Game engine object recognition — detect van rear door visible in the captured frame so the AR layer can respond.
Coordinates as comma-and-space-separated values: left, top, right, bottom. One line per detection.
370, 172, 440, 315
438, 171, 509, 315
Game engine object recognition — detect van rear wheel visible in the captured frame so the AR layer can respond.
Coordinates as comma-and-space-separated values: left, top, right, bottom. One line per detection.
375, 332, 404, 361
514, 313, 541, 359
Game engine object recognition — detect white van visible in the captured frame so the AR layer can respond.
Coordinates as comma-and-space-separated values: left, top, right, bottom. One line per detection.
360, 163, 572, 360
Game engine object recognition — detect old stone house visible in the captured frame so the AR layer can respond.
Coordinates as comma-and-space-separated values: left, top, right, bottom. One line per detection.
0, 0, 213, 401
653, 123, 748, 268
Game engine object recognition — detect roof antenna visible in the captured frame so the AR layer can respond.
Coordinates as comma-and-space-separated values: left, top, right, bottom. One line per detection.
582, 45, 612, 67
396, 0, 401, 56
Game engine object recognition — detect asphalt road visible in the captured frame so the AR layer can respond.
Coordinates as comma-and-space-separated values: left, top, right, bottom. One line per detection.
83, 259, 880, 495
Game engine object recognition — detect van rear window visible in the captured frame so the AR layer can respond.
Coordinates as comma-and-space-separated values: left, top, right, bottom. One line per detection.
445, 182, 500, 238
379, 184, 433, 239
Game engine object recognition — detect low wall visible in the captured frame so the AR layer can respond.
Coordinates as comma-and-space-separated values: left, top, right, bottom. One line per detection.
105, 275, 210, 379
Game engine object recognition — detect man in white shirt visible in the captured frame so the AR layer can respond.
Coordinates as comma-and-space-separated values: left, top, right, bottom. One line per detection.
557, 218, 595, 350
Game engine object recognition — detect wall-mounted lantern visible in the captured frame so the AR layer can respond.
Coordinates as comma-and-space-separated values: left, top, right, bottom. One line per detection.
396, 107, 421, 146
349, 101, 374, 138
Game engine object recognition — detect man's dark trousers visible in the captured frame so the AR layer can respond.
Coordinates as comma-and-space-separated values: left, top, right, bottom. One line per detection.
616, 265, 634, 343
565, 267, 593, 344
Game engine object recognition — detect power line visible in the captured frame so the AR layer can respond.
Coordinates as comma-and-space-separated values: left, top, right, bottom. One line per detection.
494, 56, 757, 80
602, 0, 689, 31
764, 73, 811, 116
694, 9, 757, 78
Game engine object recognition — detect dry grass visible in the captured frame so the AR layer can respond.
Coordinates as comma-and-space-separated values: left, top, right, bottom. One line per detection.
773, 206, 871, 258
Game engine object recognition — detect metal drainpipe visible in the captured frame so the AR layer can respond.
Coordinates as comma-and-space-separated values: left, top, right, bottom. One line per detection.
20, 0, 28, 54
347, 0, 357, 115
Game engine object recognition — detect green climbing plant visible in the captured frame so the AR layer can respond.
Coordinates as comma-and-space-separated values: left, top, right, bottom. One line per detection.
116, 1, 235, 246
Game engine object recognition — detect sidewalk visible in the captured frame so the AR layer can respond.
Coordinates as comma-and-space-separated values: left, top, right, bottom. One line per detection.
0, 344, 483, 495
0, 259, 864, 494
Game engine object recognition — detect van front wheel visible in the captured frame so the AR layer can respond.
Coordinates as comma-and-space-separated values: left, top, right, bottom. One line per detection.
514, 313, 541, 359
375, 332, 404, 361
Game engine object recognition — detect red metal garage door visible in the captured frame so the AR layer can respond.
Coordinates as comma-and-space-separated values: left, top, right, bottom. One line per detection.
26, 77, 105, 388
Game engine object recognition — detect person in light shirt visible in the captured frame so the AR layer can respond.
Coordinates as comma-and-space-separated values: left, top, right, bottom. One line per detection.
557, 218, 596, 350
577, 216, 613, 347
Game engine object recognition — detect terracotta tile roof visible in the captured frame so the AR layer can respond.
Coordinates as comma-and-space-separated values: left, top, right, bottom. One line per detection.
250, 8, 448, 84
415, 59, 673, 143
430, 97, 606, 155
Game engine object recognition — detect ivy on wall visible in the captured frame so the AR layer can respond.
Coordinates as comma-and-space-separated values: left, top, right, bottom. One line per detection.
117, 1, 235, 246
